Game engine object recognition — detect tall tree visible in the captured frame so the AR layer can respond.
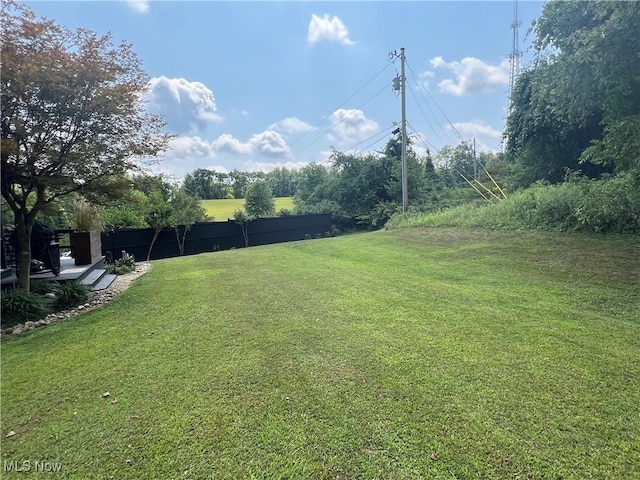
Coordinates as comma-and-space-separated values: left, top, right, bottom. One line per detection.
506, 0, 639, 181
266, 167, 298, 197
183, 169, 215, 199
0, 1, 170, 290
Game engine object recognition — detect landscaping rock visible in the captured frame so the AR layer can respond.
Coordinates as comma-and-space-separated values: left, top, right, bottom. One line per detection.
1, 263, 152, 337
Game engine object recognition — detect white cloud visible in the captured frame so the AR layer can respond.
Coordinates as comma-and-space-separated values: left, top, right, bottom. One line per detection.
308, 14, 354, 45
210, 131, 291, 158
125, 0, 149, 14
211, 133, 253, 155
146, 77, 222, 133
148, 136, 217, 179
429, 56, 509, 96
327, 109, 379, 147
249, 131, 291, 157
148, 132, 296, 179
268, 117, 316, 134
451, 122, 503, 140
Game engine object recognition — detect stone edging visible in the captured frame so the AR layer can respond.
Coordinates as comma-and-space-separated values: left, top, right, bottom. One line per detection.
1, 263, 152, 337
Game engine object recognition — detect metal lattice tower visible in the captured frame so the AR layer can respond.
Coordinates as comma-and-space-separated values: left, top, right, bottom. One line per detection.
508, 0, 522, 114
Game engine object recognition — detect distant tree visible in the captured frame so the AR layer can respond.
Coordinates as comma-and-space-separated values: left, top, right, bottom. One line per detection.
183, 168, 231, 199
0, 1, 170, 290
244, 180, 275, 217
294, 163, 331, 208
133, 174, 174, 201
266, 167, 298, 197
434, 142, 476, 184
183, 169, 215, 199
228, 170, 251, 199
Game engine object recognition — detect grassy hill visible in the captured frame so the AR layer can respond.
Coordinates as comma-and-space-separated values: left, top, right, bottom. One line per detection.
201, 197, 294, 220
1, 228, 638, 479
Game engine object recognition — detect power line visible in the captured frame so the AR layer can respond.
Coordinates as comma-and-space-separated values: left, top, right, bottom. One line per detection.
293, 82, 391, 157
289, 62, 394, 151
407, 120, 438, 152
406, 60, 463, 144
405, 76, 447, 147
343, 124, 397, 154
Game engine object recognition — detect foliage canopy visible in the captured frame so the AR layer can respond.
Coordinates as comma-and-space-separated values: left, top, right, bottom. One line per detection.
0, 1, 170, 289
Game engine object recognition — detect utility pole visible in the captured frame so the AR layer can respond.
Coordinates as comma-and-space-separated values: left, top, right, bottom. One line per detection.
390, 48, 408, 212
400, 48, 408, 213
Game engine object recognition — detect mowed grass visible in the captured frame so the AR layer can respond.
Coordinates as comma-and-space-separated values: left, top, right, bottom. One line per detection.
1, 228, 639, 479
201, 197, 294, 220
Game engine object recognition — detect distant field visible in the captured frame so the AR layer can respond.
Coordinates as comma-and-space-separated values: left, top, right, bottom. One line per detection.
201, 197, 294, 220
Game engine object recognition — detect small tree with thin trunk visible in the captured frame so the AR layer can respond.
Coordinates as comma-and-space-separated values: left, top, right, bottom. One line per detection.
169, 189, 208, 255
145, 192, 172, 261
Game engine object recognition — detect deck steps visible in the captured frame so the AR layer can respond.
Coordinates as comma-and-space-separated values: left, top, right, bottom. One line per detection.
91, 273, 117, 291
80, 268, 107, 288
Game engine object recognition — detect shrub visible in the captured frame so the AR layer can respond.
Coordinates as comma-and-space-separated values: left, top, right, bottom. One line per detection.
105, 251, 136, 275
575, 173, 640, 233
118, 251, 136, 269
1, 289, 50, 328
106, 264, 132, 275
386, 173, 640, 234
30, 279, 59, 295
55, 281, 90, 310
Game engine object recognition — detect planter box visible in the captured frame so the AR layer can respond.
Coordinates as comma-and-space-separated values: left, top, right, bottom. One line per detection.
71, 230, 102, 265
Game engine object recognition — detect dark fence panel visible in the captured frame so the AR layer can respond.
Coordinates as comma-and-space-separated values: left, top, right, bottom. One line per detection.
101, 214, 332, 261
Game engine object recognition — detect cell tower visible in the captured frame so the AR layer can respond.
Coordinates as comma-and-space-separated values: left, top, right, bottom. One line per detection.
508, 0, 522, 114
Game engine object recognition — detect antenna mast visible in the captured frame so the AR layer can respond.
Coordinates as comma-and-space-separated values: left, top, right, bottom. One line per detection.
508, 0, 522, 114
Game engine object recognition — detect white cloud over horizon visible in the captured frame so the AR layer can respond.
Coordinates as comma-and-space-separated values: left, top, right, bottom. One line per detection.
125, 0, 149, 14
211, 131, 291, 158
429, 56, 509, 96
326, 109, 378, 148
146, 76, 222, 134
148, 130, 294, 179
307, 14, 354, 45
268, 117, 316, 135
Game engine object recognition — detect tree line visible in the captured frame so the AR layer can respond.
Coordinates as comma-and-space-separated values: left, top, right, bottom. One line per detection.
182, 167, 297, 200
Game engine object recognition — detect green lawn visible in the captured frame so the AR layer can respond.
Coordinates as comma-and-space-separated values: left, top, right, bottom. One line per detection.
1, 228, 639, 479
201, 197, 294, 220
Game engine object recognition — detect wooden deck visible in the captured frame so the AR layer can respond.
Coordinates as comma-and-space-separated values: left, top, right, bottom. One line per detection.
1, 256, 116, 291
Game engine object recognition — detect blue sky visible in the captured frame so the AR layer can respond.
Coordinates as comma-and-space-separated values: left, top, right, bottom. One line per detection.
28, 0, 545, 179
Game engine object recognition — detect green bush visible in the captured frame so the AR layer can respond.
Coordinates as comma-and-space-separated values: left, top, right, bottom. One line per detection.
105, 251, 136, 275
118, 251, 136, 269
55, 281, 90, 310
30, 279, 59, 295
106, 264, 132, 275
1, 289, 50, 328
575, 173, 640, 233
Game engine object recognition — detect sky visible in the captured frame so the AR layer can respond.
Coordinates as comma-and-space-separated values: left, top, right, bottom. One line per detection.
27, 0, 545, 180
